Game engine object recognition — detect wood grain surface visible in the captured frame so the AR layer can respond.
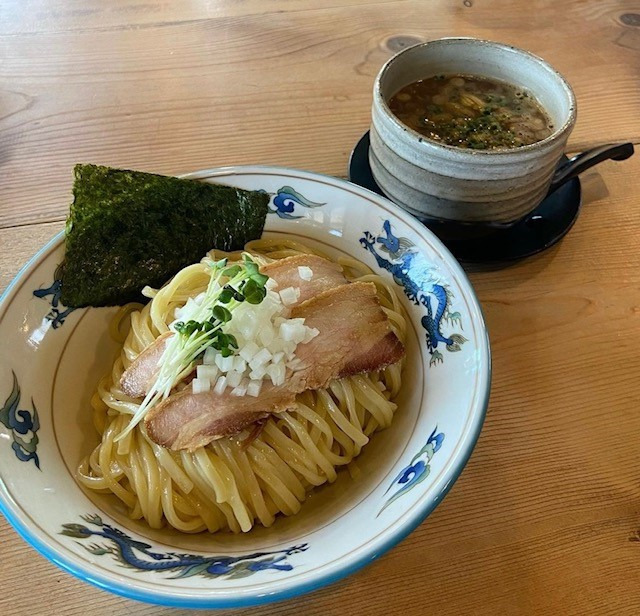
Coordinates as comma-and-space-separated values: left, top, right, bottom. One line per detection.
1, 1, 640, 615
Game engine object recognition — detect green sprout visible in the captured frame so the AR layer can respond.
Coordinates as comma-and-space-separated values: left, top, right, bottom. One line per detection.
116, 254, 269, 441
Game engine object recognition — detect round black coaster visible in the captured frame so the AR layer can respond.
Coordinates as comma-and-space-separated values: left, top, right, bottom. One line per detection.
348, 131, 581, 263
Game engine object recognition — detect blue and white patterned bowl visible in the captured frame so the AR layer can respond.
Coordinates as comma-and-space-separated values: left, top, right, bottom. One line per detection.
0, 166, 490, 608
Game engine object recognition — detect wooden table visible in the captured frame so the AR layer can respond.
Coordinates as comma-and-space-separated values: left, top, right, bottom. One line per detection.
2, 1, 639, 614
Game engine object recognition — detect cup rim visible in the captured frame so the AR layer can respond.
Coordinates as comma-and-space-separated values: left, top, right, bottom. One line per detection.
374, 37, 577, 157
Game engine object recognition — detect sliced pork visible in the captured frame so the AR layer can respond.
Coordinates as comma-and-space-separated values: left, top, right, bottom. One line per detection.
145, 282, 404, 451
119, 332, 171, 399
120, 254, 348, 399
260, 253, 348, 304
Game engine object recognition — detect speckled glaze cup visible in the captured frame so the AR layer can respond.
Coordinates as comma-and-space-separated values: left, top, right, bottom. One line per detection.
370, 38, 577, 224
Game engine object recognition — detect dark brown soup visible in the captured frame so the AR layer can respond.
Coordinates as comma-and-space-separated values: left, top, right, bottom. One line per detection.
388, 74, 554, 150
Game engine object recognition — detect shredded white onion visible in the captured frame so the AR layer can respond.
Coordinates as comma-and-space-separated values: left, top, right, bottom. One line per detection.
298, 266, 313, 281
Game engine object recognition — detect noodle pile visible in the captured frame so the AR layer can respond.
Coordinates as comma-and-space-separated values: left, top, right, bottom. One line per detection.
77, 239, 406, 533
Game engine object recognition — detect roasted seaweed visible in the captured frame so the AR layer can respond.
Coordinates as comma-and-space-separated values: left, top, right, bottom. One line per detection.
61, 164, 269, 307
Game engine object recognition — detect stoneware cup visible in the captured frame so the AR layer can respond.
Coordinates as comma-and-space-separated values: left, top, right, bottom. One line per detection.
369, 38, 577, 224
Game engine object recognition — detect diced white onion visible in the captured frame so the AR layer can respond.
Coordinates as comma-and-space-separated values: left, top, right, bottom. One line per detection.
213, 376, 227, 395
231, 383, 247, 396
215, 354, 235, 372
247, 380, 262, 397
267, 337, 284, 355
239, 341, 260, 362
232, 356, 247, 373
303, 327, 319, 344
231, 380, 248, 396
279, 287, 300, 306
253, 348, 272, 366
192, 377, 210, 394
286, 357, 304, 371
280, 321, 307, 344
203, 347, 218, 365
248, 356, 268, 374
266, 290, 281, 303
176, 262, 323, 398
197, 364, 219, 382
258, 326, 275, 347
226, 370, 243, 388
267, 363, 286, 386
263, 292, 282, 309
283, 340, 297, 358
238, 319, 259, 340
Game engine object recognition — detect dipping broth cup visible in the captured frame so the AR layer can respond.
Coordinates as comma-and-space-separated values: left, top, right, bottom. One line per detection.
369, 38, 577, 224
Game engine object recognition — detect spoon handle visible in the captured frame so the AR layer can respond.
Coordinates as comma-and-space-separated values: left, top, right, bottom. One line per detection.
548, 142, 635, 195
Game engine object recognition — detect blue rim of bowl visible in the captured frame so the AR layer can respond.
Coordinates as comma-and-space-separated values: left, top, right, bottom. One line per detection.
0, 165, 491, 609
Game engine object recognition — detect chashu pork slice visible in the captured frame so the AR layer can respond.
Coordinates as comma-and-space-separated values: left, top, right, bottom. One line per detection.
145, 281, 404, 451
120, 254, 348, 399
260, 253, 348, 304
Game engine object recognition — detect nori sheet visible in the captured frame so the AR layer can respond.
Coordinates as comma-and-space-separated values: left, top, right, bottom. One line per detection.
60, 164, 270, 307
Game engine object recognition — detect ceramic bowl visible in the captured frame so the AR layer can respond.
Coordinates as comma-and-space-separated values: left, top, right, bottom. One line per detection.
0, 166, 490, 608
370, 38, 577, 223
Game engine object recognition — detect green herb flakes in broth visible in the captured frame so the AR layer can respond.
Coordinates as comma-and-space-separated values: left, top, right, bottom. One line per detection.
388, 74, 554, 150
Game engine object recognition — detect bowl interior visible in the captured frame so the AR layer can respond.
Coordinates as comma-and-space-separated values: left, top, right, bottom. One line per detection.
378, 38, 575, 142
0, 167, 490, 607
52, 234, 425, 553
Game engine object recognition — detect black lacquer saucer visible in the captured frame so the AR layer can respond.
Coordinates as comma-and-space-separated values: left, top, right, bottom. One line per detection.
348, 132, 633, 263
